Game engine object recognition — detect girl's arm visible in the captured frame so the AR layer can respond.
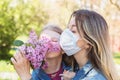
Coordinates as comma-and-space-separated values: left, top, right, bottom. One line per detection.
60, 70, 76, 80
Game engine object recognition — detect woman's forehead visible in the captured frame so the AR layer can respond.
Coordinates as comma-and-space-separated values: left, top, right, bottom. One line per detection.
40, 30, 60, 40
68, 17, 76, 28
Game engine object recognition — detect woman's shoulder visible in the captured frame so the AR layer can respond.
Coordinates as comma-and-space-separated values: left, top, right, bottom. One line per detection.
73, 61, 107, 80
83, 68, 106, 80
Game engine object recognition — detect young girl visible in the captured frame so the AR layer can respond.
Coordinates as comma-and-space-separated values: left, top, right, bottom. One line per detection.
11, 24, 73, 80
60, 10, 118, 80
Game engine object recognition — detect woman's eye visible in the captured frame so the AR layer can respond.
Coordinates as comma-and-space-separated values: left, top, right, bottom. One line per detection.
71, 31, 76, 33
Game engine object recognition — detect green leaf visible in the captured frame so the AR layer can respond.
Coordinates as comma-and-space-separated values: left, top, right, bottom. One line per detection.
11, 48, 18, 51
13, 40, 24, 46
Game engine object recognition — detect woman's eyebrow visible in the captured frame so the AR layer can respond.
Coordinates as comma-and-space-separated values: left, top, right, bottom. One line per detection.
69, 25, 76, 30
67, 24, 76, 29
72, 24, 76, 27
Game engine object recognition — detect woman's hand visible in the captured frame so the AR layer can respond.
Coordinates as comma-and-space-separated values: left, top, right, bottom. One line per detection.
11, 51, 31, 80
60, 70, 76, 80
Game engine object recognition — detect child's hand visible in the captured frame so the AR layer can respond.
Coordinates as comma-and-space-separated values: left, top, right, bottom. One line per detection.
11, 51, 31, 80
60, 70, 76, 80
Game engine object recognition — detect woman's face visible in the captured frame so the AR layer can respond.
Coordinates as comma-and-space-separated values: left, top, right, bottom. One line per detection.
68, 17, 88, 51
40, 30, 62, 59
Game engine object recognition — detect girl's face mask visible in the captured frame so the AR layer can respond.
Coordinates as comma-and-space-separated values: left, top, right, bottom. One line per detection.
60, 29, 81, 56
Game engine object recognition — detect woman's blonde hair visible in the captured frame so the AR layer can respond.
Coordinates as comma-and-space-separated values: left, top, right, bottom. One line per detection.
71, 10, 118, 80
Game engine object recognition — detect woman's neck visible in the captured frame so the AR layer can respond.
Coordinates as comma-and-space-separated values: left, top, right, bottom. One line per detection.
74, 49, 88, 69
44, 56, 62, 74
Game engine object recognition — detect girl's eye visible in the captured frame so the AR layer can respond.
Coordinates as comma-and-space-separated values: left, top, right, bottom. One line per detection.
51, 38, 58, 42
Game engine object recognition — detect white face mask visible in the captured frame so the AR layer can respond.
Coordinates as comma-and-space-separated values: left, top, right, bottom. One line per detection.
60, 29, 81, 56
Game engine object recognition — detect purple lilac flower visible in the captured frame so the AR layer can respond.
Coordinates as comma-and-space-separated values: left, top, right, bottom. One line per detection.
18, 30, 61, 69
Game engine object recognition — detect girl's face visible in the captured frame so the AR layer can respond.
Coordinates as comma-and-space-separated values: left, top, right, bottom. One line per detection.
40, 30, 62, 59
68, 17, 88, 51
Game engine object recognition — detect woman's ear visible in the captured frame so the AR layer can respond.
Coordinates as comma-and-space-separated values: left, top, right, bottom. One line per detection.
85, 43, 92, 53
84, 43, 90, 49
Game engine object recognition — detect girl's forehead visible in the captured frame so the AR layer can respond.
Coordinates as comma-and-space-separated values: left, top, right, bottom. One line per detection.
40, 30, 60, 40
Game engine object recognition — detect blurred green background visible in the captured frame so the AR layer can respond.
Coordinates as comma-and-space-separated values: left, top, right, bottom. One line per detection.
0, 0, 120, 79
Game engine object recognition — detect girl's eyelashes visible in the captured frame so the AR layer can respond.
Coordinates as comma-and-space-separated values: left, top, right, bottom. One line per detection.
51, 38, 58, 42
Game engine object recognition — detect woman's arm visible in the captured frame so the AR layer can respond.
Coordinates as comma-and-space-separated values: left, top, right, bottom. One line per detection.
11, 51, 31, 80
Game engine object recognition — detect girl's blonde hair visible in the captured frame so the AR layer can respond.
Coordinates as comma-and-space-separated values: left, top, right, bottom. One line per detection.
71, 10, 118, 80
41, 24, 63, 34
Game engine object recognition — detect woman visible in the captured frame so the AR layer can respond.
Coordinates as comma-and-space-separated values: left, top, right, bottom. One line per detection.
11, 24, 73, 80
60, 10, 118, 80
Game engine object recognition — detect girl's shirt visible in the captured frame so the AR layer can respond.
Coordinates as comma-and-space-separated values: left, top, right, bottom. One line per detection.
47, 66, 63, 80
73, 61, 107, 80
30, 63, 71, 80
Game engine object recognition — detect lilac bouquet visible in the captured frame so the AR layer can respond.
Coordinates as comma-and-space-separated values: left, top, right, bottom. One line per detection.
18, 30, 61, 69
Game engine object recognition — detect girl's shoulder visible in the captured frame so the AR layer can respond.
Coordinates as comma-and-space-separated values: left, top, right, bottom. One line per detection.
32, 69, 40, 74
31, 68, 50, 80
31, 69, 40, 80
32, 69, 42, 79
